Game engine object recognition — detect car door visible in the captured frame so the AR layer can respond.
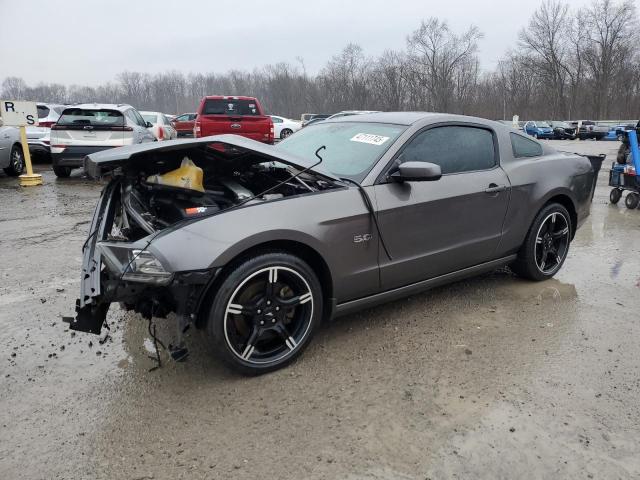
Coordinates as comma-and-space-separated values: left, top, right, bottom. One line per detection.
131, 109, 156, 142
0, 126, 14, 168
374, 124, 511, 291
271, 116, 283, 137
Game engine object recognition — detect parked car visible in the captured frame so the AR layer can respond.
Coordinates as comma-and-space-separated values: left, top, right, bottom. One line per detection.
194, 96, 274, 143
614, 123, 636, 141
50, 103, 156, 178
302, 116, 329, 128
325, 110, 380, 120
141, 111, 178, 141
26, 103, 66, 160
269, 115, 301, 139
171, 113, 196, 137
603, 128, 620, 141
523, 121, 554, 139
573, 120, 608, 140
547, 121, 577, 140
301, 113, 330, 127
66, 112, 596, 375
0, 126, 25, 176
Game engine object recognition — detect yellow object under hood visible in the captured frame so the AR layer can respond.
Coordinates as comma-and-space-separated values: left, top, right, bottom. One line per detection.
146, 157, 205, 192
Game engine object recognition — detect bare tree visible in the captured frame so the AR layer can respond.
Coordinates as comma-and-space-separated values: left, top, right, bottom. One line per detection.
406, 18, 483, 112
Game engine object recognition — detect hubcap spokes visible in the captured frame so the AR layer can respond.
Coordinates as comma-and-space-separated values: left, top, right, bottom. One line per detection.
13, 151, 23, 172
535, 212, 569, 274
224, 266, 313, 364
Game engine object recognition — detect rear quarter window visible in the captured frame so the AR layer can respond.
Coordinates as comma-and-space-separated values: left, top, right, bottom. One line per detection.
510, 133, 543, 158
203, 99, 260, 116
37, 105, 50, 118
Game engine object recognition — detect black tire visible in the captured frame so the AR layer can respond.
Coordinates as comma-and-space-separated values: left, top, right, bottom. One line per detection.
206, 252, 323, 375
53, 165, 72, 178
610, 188, 622, 204
512, 203, 572, 281
280, 128, 293, 139
617, 144, 630, 165
3, 144, 25, 176
625, 192, 639, 209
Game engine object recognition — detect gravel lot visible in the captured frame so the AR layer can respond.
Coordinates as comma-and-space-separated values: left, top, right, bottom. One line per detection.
1, 140, 639, 479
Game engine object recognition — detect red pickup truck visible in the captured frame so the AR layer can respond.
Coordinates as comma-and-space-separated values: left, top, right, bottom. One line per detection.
194, 96, 274, 143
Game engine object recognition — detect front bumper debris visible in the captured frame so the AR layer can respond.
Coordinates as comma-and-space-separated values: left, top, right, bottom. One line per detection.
64, 177, 219, 335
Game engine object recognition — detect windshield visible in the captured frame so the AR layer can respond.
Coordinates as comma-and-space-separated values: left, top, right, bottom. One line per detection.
537, 122, 550, 128
57, 108, 124, 127
276, 121, 406, 181
142, 114, 158, 124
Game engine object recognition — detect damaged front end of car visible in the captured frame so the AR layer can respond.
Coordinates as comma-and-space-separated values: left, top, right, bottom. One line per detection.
64, 135, 339, 339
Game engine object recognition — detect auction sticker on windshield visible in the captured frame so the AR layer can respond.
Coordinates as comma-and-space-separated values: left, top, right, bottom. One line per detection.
350, 133, 390, 146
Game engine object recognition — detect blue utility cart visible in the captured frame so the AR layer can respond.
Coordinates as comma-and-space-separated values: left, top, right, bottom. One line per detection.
609, 130, 640, 209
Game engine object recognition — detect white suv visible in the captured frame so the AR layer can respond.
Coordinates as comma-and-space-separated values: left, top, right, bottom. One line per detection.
50, 103, 155, 177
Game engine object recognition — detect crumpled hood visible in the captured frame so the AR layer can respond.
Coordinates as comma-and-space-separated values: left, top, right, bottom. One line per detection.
83, 134, 339, 180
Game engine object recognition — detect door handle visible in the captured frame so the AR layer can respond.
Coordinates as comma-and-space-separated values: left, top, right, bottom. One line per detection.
485, 184, 507, 194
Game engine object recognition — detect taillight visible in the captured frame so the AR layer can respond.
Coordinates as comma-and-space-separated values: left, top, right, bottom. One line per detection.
38, 121, 55, 128
158, 126, 164, 140
194, 122, 201, 137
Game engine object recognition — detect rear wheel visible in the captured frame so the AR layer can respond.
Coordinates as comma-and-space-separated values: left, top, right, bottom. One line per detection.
206, 252, 322, 375
625, 192, 639, 209
512, 203, 572, 281
280, 128, 293, 139
3, 144, 25, 176
610, 188, 622, 204
53, 165, 72, 178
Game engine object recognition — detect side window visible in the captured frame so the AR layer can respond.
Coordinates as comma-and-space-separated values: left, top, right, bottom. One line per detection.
131, 110, 147, 127
176, 114, 187, 121
124, 110, 139, 126
189, 114, 197, 120
271, 117, 283, 124
510, 133, 543, 158
399, 126, 496, 174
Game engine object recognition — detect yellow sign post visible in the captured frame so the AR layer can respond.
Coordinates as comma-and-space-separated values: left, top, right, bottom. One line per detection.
18, 125, 42, 186
0, 100, 43, 186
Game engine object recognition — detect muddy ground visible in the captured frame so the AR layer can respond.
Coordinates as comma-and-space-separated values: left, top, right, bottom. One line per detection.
1, 140, 639, 479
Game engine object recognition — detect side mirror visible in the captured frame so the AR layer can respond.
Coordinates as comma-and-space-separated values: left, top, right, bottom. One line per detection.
146, 121, 153, 128
389, 161, 442, 182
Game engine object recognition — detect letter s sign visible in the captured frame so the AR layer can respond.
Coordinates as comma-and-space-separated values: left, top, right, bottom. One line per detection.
0, 100, 38, 127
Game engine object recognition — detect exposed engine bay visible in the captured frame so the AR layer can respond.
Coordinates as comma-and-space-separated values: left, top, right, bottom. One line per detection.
107, 143, 338, 242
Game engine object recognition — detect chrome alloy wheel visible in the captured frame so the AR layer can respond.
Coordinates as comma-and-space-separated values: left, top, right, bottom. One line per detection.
534, 212, 570, 275
223, 266, 314, 365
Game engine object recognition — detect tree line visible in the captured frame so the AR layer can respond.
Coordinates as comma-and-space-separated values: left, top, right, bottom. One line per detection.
2, 0, 638, 121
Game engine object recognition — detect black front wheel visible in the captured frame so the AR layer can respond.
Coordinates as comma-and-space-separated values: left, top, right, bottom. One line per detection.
610, 188, 622, 204
512, 203, 572, 281
53, 165, 72, 178
207, 252, 322, 375
3, 145, 25, 176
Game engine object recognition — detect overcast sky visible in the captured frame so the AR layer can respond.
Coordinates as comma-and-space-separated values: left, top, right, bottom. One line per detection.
0, 0, 593, 86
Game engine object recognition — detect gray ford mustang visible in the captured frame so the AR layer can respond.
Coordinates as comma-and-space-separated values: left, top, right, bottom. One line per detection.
65, 112, 597, 374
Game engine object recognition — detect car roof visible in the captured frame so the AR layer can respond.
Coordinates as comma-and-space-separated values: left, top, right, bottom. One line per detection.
140, 111, 161, 115
62, 103, 133, 112
324, 111, 507, 128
